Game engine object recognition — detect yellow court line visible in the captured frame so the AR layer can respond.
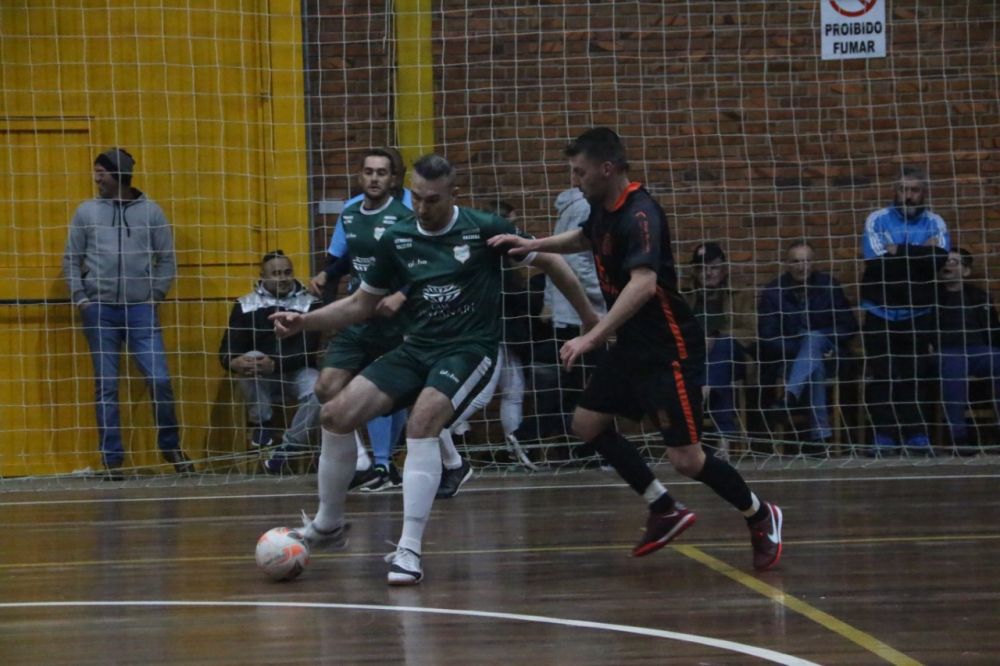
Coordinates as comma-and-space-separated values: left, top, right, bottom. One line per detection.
675, 545, 923, 666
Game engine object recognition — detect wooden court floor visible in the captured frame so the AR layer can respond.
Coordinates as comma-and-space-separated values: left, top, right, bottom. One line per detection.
1, 464, 998, 664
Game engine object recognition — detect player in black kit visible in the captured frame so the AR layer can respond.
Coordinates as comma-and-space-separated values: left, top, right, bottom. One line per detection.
490, 127, 782, 570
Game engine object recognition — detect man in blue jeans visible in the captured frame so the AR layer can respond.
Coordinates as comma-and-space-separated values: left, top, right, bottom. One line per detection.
62, 148, 192, 480
933, 249, 1000, 455
758, 241, 858, 454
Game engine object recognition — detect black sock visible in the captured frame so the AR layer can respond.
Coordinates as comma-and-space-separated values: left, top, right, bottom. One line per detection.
588, 429, 661, 499
694, 452, 753, 512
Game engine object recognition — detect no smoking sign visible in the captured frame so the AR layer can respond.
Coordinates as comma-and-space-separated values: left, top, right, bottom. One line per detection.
821, 0, 886, 60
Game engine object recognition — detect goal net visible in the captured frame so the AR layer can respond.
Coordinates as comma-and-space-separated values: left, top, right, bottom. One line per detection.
2, 1, 998, 487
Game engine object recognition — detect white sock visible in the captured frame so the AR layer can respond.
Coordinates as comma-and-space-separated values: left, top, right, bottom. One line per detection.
439, 429, 463, 470
398, 437, 442, 554
355, 431, 371, 471
313, 429, 358, 532
742, 492, 761, 518
642, 479, 668, 505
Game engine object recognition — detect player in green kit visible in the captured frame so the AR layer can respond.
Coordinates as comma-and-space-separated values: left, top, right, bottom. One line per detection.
272, 154, 600, 585
312, 148, 412, 490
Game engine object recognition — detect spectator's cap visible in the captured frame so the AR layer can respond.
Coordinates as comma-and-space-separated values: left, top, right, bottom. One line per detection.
94, 148, 135, 184
691, 242, 726, 265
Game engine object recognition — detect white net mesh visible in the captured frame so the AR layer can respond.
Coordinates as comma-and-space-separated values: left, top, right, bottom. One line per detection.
2, 1, 999, 488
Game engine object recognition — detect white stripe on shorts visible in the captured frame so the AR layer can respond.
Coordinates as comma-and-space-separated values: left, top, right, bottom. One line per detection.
450, 352, 496, 416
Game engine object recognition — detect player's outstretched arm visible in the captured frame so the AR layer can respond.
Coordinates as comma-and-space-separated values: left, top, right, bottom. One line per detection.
531, 252, 601, 331
488, 228, 589, 256
270, 288, 380, 339
559, 266, 656, 370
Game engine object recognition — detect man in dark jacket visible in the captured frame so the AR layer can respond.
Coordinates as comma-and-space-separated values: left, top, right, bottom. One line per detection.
932, 249, 1000, 452
758, 241, 858, 448
220, 251, 322, 472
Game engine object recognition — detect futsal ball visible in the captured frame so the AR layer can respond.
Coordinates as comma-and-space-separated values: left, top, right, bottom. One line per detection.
255, 527, 310, 581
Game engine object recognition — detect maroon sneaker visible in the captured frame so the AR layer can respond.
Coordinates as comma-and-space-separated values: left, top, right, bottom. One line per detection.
632, 504, 696, 557
749, 502, 783, 571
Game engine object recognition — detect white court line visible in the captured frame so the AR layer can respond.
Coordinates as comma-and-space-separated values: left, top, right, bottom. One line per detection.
1, 471, 999, 507
0, 600, 821, 665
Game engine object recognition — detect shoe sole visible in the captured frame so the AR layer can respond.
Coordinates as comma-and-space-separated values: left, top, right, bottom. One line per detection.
632, 512, 697, 558
387, 571, 423, 586
362, 481, 400, 493
754, 504, 783, 572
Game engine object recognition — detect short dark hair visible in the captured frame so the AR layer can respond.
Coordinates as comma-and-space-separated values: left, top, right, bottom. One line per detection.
564, 127, 629, 170
261, 249, 288, 265
485, 200, 514, 219
898, 164, 928, 186
362, 148, 398, 174
412, 154, 455, 184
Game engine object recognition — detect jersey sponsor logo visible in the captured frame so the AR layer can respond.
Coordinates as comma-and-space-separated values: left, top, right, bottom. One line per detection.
342, 215, 354, 225
394, 237, 412, 249
352, 256, 375, 274
374, 226, 385, 240
384, 216, 397, 224
454, 244, 470, 263
462, 232, 480, 241
422, 284, 461, 304
438, 369, 460, 384
406, 258, 428, 268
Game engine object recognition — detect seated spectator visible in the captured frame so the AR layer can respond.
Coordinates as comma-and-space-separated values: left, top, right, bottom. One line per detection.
758, 241, 858, 453
932, 249, 1000, 455
219, 251, 323, 473
683, 242, 756, 452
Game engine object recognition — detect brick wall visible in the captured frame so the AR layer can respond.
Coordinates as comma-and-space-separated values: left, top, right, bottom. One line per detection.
305, 1, 999, 293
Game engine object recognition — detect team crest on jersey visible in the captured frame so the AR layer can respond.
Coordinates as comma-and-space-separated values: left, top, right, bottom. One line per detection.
423, 284, 461, 304
374, 226, 385, 240
453, 244, 470, 263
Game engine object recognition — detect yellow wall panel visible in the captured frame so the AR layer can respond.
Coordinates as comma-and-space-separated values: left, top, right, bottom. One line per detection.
0, 0, 308, 476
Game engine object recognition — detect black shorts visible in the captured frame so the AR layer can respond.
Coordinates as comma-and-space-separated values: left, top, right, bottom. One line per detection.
577, 344, 705, 447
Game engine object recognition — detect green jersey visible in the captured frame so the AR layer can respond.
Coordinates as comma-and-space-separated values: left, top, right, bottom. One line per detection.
340, 196, 412, 292
362, 206, 533, 351
339, 196, 413, 340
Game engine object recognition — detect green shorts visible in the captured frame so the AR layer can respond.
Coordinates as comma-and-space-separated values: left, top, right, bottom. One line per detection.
321, 323, 403, 372
360, 340, 498, 422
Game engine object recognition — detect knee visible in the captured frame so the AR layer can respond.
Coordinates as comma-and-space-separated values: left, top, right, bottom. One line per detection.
570, 413, 603, 442
668, 446, 706, 478
320, 400, 351, 433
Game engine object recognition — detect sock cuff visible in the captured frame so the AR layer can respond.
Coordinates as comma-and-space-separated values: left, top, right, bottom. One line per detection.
406, 437, 439, 449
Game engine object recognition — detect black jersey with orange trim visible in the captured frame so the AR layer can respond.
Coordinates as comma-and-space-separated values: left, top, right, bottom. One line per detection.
580, 182, 704, 362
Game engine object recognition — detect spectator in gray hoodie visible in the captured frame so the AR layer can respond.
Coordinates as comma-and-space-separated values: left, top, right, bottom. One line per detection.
511, 187, 607, 445
62, 148, 192, 480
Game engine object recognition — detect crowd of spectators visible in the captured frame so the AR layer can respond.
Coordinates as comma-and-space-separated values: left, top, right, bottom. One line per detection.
64, 151, 998, 479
